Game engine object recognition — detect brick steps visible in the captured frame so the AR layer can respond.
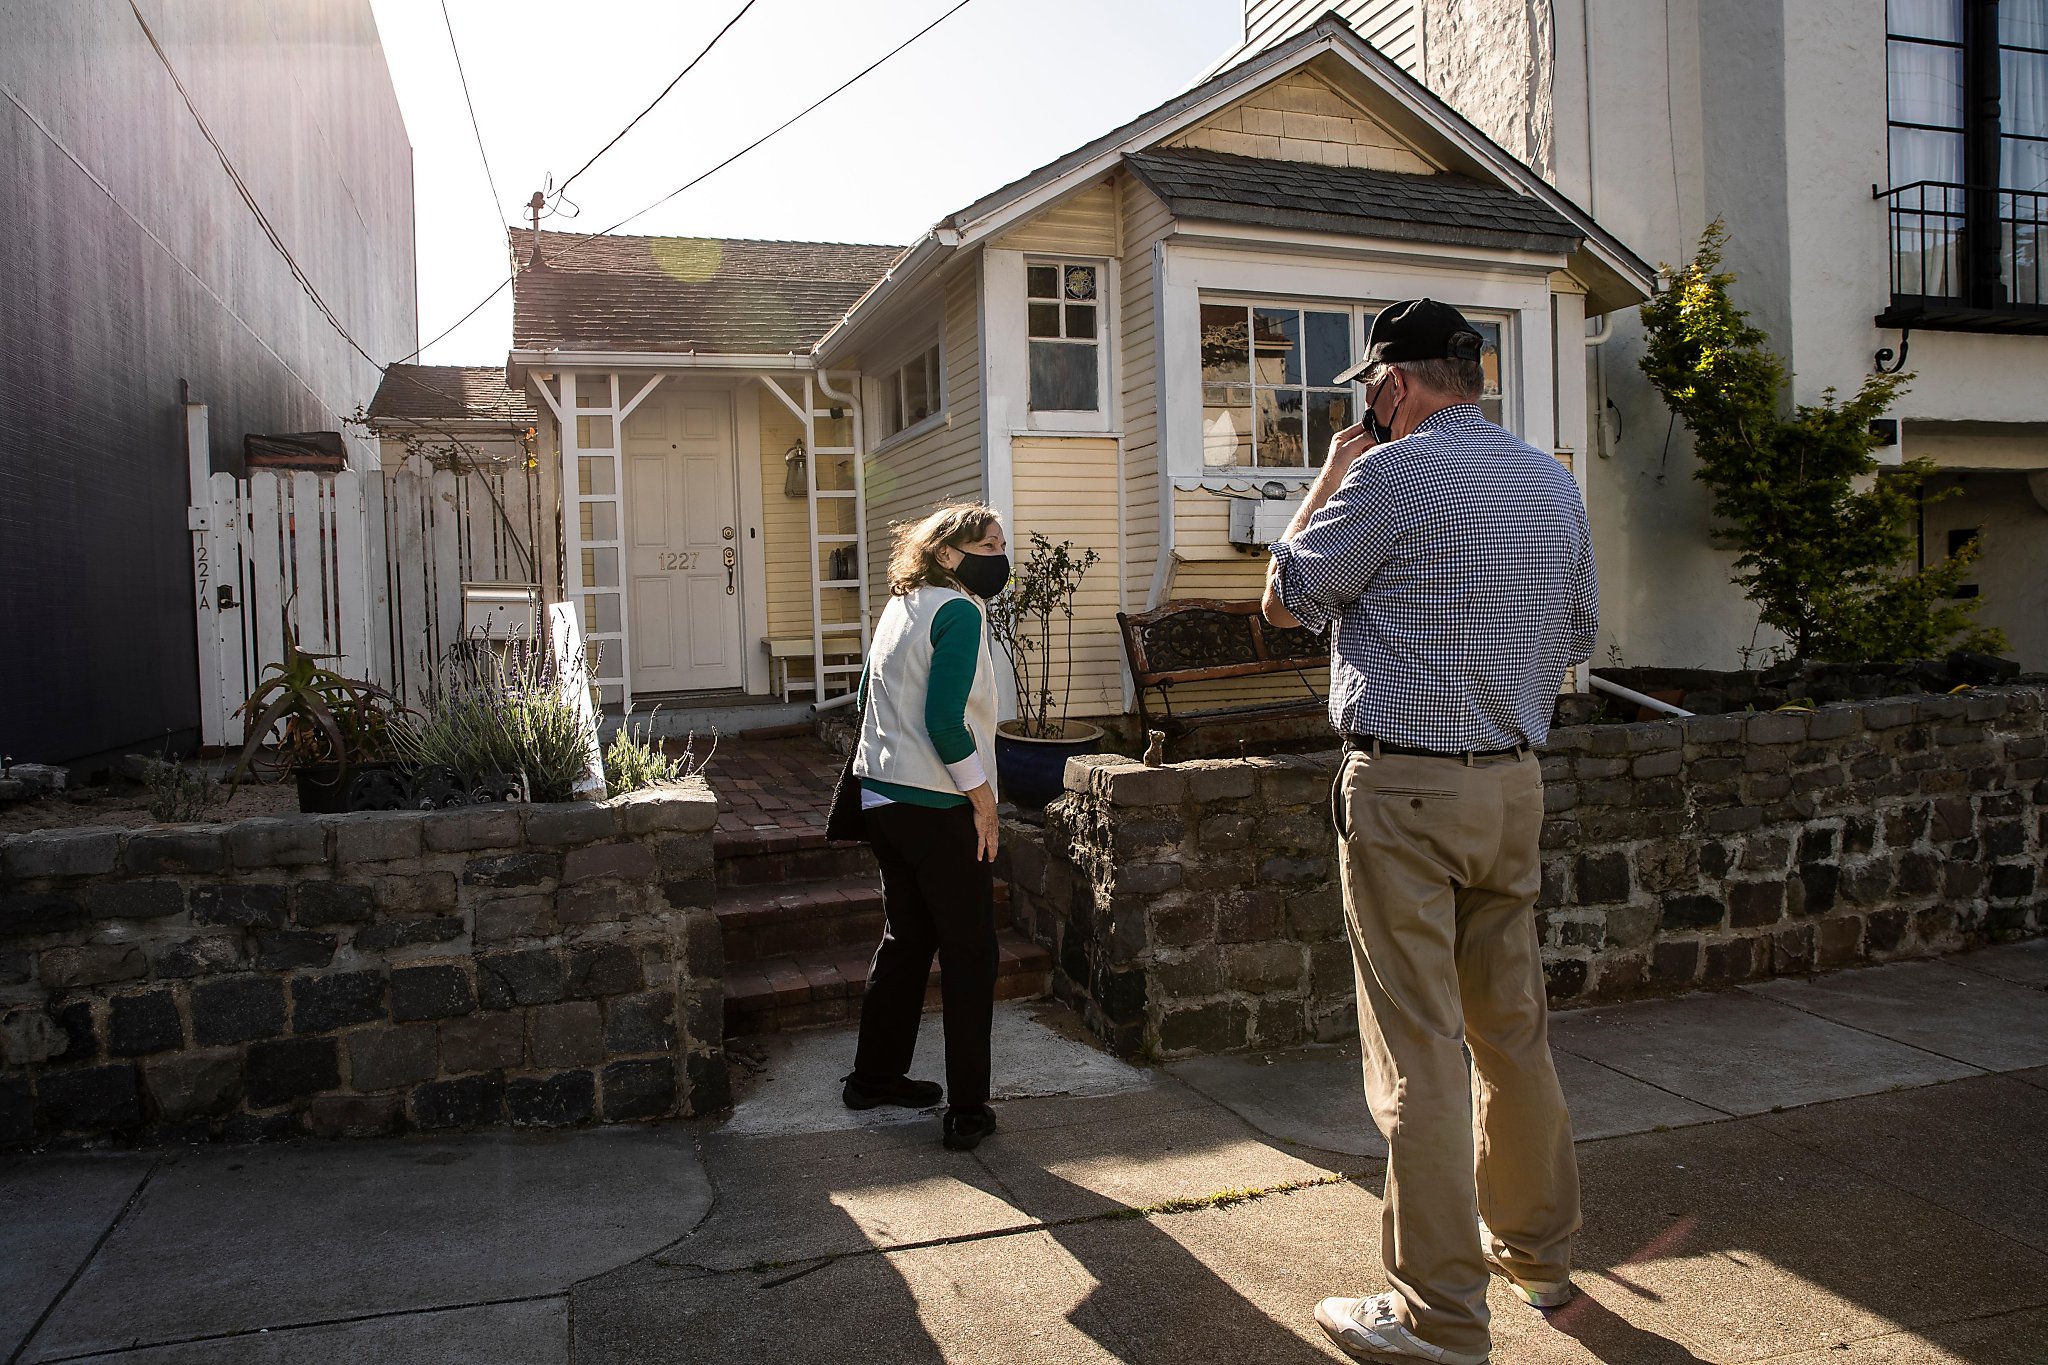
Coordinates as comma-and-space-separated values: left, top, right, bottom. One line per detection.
724, 928, 1050, 1037
714, 827, 876, 888
716, 875, 885, 962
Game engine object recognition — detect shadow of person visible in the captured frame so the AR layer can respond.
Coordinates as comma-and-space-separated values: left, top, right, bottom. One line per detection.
1537, 1282, 1712, 1364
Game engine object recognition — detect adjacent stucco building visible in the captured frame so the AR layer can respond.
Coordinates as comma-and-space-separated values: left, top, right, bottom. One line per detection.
0, 1, 416, 769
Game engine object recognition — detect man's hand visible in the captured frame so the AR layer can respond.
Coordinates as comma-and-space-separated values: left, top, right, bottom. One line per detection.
965, 783, 998, 863
1324, 420, 1375, 476
1265, 422, 1374, 628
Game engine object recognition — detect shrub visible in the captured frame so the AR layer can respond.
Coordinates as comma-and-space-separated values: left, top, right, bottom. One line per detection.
604, 715, 716, 799
141, 757, 217, 823
397, 635, 597, 803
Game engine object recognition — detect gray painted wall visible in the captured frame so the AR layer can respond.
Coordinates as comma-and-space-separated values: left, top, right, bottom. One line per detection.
0, 0, 416, 769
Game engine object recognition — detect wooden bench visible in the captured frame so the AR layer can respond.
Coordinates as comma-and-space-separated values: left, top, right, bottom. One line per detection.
1116, 598, 1328, 757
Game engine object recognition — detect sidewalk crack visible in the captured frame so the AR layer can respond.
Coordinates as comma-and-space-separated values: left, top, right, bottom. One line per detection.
9, 1155, 162, 1365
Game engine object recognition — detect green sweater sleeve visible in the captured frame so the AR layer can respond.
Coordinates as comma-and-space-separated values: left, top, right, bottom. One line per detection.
924, 598, 982, 765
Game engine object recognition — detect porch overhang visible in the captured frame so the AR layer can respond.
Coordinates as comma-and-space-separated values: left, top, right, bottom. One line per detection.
505, 349, 815, 395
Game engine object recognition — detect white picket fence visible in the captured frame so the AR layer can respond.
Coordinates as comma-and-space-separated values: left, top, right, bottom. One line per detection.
187, 409, 545, 747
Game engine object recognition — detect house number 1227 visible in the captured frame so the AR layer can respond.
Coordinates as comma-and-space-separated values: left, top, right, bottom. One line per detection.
657, 552, 698, 571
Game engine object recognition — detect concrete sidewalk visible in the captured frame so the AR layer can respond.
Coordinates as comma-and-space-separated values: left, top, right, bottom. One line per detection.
5, 940, 2045, 1364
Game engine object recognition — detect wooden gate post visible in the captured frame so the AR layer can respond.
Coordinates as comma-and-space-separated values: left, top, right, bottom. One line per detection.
185, 402, 230, 748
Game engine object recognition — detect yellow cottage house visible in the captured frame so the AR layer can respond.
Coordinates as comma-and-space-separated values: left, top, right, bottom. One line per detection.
496, 13, 1652, 731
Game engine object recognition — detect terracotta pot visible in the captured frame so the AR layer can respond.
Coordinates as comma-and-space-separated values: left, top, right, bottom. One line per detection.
995, 720, 1104, 809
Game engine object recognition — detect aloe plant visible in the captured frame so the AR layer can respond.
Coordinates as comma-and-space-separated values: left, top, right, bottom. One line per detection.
230, 630, 403, 784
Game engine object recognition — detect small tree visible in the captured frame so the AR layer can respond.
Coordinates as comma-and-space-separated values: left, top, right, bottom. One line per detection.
985, 532, 1101, 739
1639, 223, 2004, 662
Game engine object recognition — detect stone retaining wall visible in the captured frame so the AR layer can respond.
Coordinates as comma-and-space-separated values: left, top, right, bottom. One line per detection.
0, 781, 726, 1148
999, 688, 2047, 1059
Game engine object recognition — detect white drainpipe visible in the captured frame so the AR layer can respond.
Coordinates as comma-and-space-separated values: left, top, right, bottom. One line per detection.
1589, 672, 1693, 719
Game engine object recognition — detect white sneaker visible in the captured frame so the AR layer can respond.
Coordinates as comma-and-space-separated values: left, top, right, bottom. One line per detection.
1313, 1294, 1490, 1365
1477, 1221, 1576, 1309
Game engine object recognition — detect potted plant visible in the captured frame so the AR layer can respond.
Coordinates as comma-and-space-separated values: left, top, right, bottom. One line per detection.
230, 631, 405, 813
986, 531, 1104, 807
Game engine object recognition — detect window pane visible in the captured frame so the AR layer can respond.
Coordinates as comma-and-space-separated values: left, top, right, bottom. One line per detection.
1252, 308, 1299, 386
1304, 311, 1351, 386
575, 415, 614, 449
1481, 398, 1505, 428
1892, 125, 1966, 187
1028, 302, 1062, 338
1065, 303, 1098, 339
1889, 0, 1961, 42
578, 502, 618, 541
1307, 390, 1351, 466
885, 378, 904, 436
1029, 341, 1099, 411
580, 547, 619, 590
2002, 50, 2048, 138
2004, 0, 2048, 47
583, 592, 622, 635
1888, 40, 1964, 129
1202, 385, 1252, 467
1200, 304, 1250, 383
1063, 265, 1097, 301
577, 456, 615, 496
1256, 389, 1306, 468
1473, 321, 1503, 397
575, 374, 610, 408
925, 347, 942, 401
1027, 265, 1058, 298
904, 357, 932, 424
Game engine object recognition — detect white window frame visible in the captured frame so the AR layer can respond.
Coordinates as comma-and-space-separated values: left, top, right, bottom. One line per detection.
1195, 291, 1514, 480
1024, 255, 1111, 431
870, 336, 945, 452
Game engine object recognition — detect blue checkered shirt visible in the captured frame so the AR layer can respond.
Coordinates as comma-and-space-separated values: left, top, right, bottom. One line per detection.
1269, 404, 1597, 751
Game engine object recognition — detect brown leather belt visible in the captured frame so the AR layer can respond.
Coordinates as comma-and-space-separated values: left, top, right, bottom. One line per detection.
1343, 733, 1528, 761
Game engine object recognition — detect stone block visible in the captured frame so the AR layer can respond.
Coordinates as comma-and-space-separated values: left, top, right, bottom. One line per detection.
191, 883, 288, 929
678, 909, 722, 980
192, 976, 286, 1045
295, 881, 377, 926
353, 916, 464, 953
463, 852, 561, 888
81, 880, 183, 923
1198, 813, 1253, 852
152, 933, 241, 979
1706, 806, 1764, 833
255, 929, 338, 971
660, 877, 718, 915
604, 991, 675, 1055
1985, 821, 2027, 858
529, 1000, 603, 1067
1866, 908, 1909, 952
378, 871, 459, 914
39, 1064, 142, 1133
506, 1069, 595, 1126
349, 1023, 439, 1090
1224, 942, 1304, 993
390, 963, 476, 1021
1119, 862, 1183, 895
1157, 1001, 1249, 1055
1727, 880, 1786, 928
1861, 699, 1918, 729
0, 947, 26, 985
6, 828, 122, 879
1214, 889, 1285, 943
226, 816, 329, 868
410, 1073, 505, 1129
1257, 854, 1328, 885
1660, 894, 1725, 932
1650, 939, 1700, 986
1681, 715, 1744, 745
477, 948, 565, 1008
1931, 796, 1975, 843
1152, 950, 1226, 1000
440, 1013, 523, 1072
1701, 937, 1760, 986
1101, 764, 1187, 807
1543, 784, 1577, 813
331, 811, 425, 863
1633, 843, 1698, 896
145, 1050, 242, 1120
684, 1051, 732, 1115
1632, 750, 1683, 779
1252, 997, 1306, 1048
1, 1006, 71, 1066
1151, 901, 1216, 948
524, 804, 616, 846
555, 886, 627, 925
1797, 863, 1840, 916
120, 827, 228, 875
1543, 957, 1589, 1003
1604, 902, 1659, 950
423, 806, 522, 853
1689, 756, 1743, 784
246, 1036, 339, 1108
654, 835, 715, 879
1577, 779, 1632, 808
1990, 863, 2037, 900
2, 891, 87, 936
1254, 809, 1332, 852
477, 895, 556, 943
108, 990, 183, 1057
1182, 761, 1255, 802
307, 1093, 402, 1138
39, 941, 148, 991
600, 1057, 677, 1121
563, 841, 658, 883
612, 781, 718, 834
1622, 723, 1682, 753
566, 943, 641, 999
1283, 885, 1344, 940
1574, 852, 1630, 905
1256, 756, 1334, 806
292, 970, 387, 1033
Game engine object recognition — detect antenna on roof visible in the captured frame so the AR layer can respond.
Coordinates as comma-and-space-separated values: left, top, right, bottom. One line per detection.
526, 191, 547, 269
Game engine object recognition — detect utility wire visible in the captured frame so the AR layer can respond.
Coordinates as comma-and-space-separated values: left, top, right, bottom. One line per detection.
549, 0, 761, 205
127, 0, 381, 369
441, 0, 512, 251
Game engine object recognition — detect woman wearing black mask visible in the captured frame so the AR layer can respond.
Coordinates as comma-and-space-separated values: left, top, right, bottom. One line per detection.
842, 503, 1009, 1150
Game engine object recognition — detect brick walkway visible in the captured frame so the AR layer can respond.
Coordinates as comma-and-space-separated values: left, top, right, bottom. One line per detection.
687, 736, 839, 840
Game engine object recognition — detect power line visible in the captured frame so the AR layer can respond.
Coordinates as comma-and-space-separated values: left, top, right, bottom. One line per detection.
399, 276, 512, 366
550, 0, 761, 205
441, 0, 511, 246
126, 0, 381, 370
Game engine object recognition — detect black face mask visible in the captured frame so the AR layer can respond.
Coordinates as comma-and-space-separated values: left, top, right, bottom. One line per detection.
1363, 377, 1400, 445
951, 549, 1010, 600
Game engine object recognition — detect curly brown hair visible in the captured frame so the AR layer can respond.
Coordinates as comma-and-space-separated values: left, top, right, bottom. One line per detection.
886, 503, 1001, 596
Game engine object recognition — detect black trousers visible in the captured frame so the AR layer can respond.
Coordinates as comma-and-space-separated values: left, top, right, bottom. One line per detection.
852, 800, 998, 1108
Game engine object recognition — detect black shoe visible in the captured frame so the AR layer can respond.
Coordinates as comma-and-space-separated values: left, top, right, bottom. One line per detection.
941, 1104, 997, 1151
841, 1073, 944, 1111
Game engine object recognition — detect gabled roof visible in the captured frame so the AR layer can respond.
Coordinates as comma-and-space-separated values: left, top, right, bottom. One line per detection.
1124, 147, 1581, 256
369, 365, 536, 425
511, 230, 905, 355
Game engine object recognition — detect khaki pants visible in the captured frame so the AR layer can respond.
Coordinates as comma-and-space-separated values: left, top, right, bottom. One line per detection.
1333, 747, 1580, 1358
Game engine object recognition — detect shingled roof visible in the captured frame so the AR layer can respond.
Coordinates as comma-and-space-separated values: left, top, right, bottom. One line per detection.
368, 365, 536, 424
511, 230, 906, 355
1124, 147, 1583, 256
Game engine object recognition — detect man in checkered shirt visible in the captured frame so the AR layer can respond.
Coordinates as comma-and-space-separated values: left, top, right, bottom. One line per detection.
1263, 299, 1597, 1365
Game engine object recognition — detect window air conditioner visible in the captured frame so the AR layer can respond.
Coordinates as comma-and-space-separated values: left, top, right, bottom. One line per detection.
1228, 492, 1303, 548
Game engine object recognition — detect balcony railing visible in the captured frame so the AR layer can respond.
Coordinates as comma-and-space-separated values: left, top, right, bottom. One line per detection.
1878, 181, 2048, 333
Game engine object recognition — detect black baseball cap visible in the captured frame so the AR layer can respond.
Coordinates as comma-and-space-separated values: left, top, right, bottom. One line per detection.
1332, 298, 1485, 385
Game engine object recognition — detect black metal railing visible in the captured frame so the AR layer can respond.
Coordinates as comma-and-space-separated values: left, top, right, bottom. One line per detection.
1878, 180, 2046, 314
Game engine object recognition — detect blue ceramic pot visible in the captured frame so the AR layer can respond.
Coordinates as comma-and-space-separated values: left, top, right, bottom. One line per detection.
995, 721, 1105, 808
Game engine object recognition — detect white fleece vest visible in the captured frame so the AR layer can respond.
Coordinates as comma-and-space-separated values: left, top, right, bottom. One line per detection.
854, 586, 999, 801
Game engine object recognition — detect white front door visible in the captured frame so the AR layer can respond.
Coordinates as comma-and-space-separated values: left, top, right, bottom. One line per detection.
624, 392, 743, 694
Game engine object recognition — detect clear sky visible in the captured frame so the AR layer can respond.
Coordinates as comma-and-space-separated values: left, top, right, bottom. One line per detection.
369, 0, 1243, 366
